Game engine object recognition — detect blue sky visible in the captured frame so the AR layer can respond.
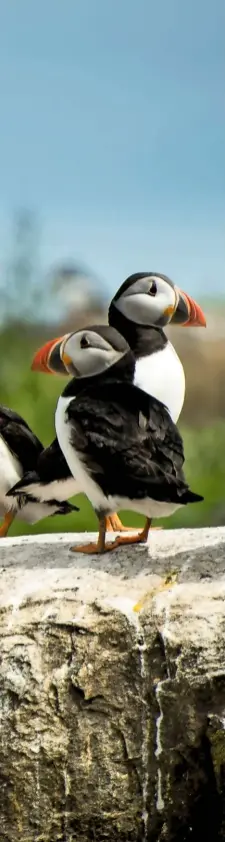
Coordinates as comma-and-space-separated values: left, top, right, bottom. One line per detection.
0, 0, 224, 300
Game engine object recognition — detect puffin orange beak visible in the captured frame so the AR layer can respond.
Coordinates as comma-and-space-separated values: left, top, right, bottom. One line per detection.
171, 289, 206, 327
31, 336, 69, 374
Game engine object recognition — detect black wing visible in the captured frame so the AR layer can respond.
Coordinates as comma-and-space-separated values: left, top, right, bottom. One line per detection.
6, 438, 72, 495
66, 381, 199, 504
36, 438, 72, 483
0, 404, 43, 473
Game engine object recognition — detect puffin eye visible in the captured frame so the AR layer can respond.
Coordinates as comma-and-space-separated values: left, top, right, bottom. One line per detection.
80, 335, 90, 349
148, 280, 157, 296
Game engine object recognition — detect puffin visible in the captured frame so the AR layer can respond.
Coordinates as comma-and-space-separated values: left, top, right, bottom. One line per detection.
51, 324, 203, 554
0, 405, 78, 537
31, 273, 206, 531
108, 273, 206, 423
31, 273, 206, 423
7, 437, 78, 510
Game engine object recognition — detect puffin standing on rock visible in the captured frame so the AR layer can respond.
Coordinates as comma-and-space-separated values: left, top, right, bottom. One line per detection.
0, 405, 79, 537
50, 324, 203, 554
31, 273, 206, 532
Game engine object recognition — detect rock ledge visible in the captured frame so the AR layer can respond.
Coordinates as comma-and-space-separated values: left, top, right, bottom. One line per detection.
0, 527, 225, 842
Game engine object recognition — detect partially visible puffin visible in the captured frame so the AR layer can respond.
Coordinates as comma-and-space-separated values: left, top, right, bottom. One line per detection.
53, 325, 203, 554
8, 435, 131, 533
0, 405, 78, 536
31, 273, 206, 531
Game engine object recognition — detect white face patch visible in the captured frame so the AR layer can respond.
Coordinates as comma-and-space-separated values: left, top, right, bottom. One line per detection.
114, 276, 176, 326
62, 330, 126, 378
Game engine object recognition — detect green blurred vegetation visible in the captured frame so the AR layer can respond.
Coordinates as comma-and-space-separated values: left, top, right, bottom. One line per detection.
1, 322, 225, 537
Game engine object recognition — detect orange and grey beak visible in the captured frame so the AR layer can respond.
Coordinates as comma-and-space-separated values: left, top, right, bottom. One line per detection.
171, 290, 206, 327
31, 336, 69, 375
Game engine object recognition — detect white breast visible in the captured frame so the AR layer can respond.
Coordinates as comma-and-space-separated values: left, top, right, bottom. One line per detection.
12, 476, 79, 503
0, 435, 22, 498
15, 501, 59, 524
0, 435, 35, 522
134, 342, 185, 423
0, 432, 78, 525
55, 396, 109, 512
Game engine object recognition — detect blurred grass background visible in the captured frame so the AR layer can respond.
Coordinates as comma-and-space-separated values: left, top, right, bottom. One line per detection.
0, 240, 224, 537
1, 7, 224, 539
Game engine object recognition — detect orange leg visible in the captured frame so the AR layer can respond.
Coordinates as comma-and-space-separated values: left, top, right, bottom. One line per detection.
106, 514, 139, 532
0, 511, 15, 538
106, 513, 162, 532
70, 517, 108, 554
147, 519, 163, 531
70, 516, 151, 555
138, 517, 151, 543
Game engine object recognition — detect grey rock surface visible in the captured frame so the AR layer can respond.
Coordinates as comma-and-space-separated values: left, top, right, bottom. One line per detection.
0, 527, 225, 841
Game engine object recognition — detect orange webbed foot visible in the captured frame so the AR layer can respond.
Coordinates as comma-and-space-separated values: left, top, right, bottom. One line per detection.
70, 542, 103, 554
70, 539, 126, 555
110, 533, 146, 550
69, 516, 152, 555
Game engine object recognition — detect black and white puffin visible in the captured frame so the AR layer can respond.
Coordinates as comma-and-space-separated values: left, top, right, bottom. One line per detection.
31, 273, 206, 531
32, 273, 206, 423
52, 324, 203, 554
0, 405, 78, 537
108, 273, 206, 422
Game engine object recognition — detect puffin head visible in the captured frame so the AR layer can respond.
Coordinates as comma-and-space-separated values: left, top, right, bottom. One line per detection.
109, 272, 206, 329
33, 325, 130, 379
31, 273, 206, 376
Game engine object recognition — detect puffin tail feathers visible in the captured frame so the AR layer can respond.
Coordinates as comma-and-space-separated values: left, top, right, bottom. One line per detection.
180, 489, 204, 504
54, 501, 79, 515
6, 472, 38, 496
